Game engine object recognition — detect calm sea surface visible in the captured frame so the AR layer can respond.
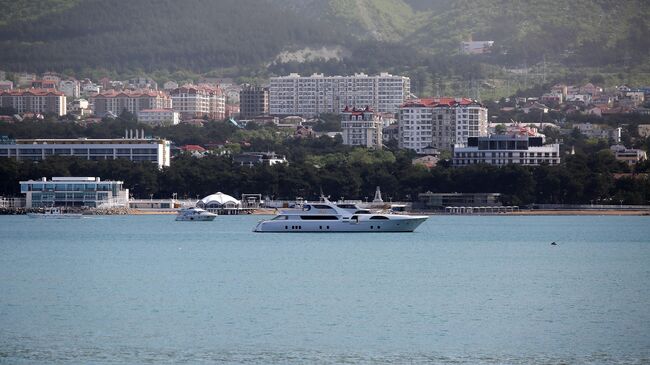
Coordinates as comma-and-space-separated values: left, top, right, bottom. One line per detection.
1, 214, 649, 364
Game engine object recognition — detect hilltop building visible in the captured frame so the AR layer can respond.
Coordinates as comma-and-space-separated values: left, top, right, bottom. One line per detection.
398, 97, 488, 153
59, 79, 81, 99
610, 145, 647, 165
269, 72, 410, 116
137, 108, 180, 126
340, 106, 383, 149
0, 89, 67, 116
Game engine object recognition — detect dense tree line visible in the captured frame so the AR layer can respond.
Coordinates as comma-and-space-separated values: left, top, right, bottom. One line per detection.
1, 144, 649, 206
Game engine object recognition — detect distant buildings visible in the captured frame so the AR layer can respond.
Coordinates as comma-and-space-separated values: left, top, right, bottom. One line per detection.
269, 72, 410, 116
233, 152, 287, 167
460, 40, 494, 54
170, 84, 225, 120
610, 145, 647, 165
91, 90, 171, 117
398, 97, 488, 153
1, 136, 171, 168
340, 106, 383, 149
137, 108, 180, 126
0, 80, 14, 91
59, 79, 80, 99
239, 85, 269, 118
0, 89, 67, 116
20, 176, 129, 208
452, 135, 560, 167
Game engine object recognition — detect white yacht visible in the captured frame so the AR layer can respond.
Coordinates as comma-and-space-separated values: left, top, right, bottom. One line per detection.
175, 207, 217, 221
253, 199, 427, 232
27, 207, 82, 219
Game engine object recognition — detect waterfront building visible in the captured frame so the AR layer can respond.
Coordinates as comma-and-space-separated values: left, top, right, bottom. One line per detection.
91, 90, 171, 117
340, 106, 383, 149
398, 97, 488, 153
269, 72, 410, 116
239, 85, 269, 118
0, 89, 67, 116
417, 192, 501, 209
170, 84, 225, 120
452, 135, 560, 167
197, 192, 241, 215
1, 136, 171, 168
137, 108, 180, 126
19, 176, 129, 208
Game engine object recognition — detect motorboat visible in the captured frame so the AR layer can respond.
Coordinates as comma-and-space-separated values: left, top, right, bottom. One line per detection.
175, 207, 217, 221
253, 198, 427, 232
27, 207, 82, 219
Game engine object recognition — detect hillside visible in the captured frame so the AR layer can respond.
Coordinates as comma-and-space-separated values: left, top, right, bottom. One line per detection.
0, 0, 648, 87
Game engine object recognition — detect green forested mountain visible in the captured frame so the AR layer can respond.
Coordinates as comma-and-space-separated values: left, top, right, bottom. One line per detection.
0, 0, 648, 82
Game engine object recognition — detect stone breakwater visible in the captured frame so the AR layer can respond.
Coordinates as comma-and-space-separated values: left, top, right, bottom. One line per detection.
0, 207, 132, 215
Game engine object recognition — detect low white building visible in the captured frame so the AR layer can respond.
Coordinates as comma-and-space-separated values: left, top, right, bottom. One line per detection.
137, 108, 180, 126
20, 176, 129, 208
610, 145, 647, 165
2, 136, 171, 168
452, 135, 560, 166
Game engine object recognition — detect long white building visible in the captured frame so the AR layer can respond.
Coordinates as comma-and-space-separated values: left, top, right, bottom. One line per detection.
20, 176, 129, 208
452, 135, 560, 166
269, 72, 410, 116
399, 98, 488, 153
1, 136, 171, 168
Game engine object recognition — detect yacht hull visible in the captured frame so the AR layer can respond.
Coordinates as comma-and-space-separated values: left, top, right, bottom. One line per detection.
254, 216, 427, 232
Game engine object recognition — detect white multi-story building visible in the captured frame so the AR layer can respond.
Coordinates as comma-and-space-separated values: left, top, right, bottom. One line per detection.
137, 108, 180, 126
340, 106, 383, 149
452, 135, 560, 167
269, 72, 410, 116
20, 176, 129, 208
170, 84, 225, 120
0, 89, 67, 116
1, 136, 171, 168
398, 98, 488, 153
59, 79, 80, 99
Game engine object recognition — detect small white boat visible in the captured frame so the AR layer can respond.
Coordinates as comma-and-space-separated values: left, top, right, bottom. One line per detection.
175, 207, 217, 221
27, 207, 82, 219
253, 198, 427, 232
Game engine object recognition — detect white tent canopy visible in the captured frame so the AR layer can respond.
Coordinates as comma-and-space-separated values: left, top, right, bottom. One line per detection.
199, 192, 241, 208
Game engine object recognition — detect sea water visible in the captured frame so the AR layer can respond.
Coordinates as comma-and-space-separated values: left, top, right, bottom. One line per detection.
0, 215, 649, 364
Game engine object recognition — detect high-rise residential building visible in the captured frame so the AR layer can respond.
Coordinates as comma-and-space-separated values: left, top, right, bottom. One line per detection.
170, 84, 225, 120
239, 85, 269, 118
0, 89, 67, 116
398, 98, 488, 153
269, 72, 410, 116
91, 90, 171, 117
452, 135, 560, 167
341, 106, 383, 149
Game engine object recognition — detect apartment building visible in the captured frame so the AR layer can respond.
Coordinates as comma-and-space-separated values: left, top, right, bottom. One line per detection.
91, 90, 171, 117
398, 98, 488, 153
0, 89, 67, 116
340, 106, 383, 149
59, 79, 81, 99
452, 135, 560, 167
170, 84, 225, 120
239, 85, 269, 118
269, 72, 410, 116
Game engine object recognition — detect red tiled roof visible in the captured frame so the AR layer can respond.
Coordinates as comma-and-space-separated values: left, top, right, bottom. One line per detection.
0, 88, 64, 96
400, 97, 476, 108
180, 144, 206, 152
94, 89, 167, 98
